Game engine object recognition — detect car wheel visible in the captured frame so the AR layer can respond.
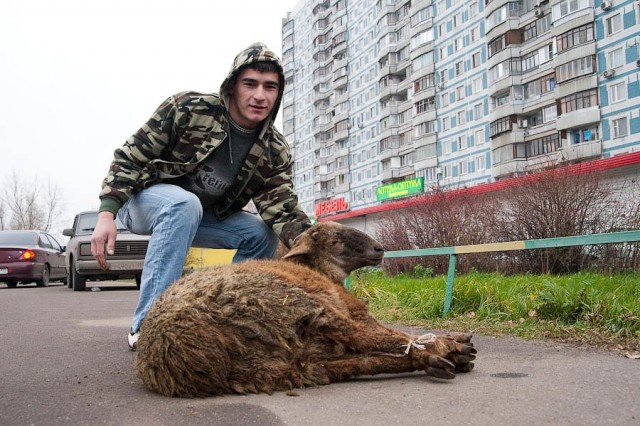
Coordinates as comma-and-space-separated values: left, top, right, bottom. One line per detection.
66, 261, 74, 288
36, 266, 50, 287
71, 260, 86, 292
6, 281, 17, 288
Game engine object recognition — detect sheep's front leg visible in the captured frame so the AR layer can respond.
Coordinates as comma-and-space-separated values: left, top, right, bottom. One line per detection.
317, 316, 476, 379
333, 327, 476, 379
318, 345, 473, 383
321, 354, 415, 381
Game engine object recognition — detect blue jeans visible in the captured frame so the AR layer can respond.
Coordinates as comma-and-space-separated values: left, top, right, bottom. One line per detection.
118, 183, 279, 333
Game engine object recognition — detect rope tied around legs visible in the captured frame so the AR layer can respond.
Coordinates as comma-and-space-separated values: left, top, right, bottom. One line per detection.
404, 333, 437, 355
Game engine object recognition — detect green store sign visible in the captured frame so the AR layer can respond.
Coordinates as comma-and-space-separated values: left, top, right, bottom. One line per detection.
376, 177, 425, 201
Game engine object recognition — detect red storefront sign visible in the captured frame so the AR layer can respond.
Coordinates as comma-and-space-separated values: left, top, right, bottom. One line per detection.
315, 197, 349, 216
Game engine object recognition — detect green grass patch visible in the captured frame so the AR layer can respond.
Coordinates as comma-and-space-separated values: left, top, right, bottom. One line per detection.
350, 269, 640, 352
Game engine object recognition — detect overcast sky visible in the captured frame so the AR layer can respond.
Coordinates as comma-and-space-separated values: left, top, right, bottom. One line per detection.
0, 0, 299, 239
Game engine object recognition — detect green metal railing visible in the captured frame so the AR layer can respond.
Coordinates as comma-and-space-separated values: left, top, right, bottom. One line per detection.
381, 230, 640, 316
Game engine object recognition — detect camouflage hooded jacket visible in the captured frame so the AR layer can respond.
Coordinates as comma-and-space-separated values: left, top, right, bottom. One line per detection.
99, 42, 310, 247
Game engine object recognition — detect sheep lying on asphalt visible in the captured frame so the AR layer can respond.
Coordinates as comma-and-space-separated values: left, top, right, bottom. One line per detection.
135, 221, 476, 397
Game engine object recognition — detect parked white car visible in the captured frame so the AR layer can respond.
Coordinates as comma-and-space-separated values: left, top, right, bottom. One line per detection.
63, 211, 149, 291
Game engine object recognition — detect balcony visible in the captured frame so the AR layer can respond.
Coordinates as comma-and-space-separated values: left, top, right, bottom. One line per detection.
379, 83, 399, 101
379, 148, 399, 162
333, 74, 348, 90
332, 37, 347, 58
561, 139, 602, 162
380, 167, 401, 181
556, 106, 600, 131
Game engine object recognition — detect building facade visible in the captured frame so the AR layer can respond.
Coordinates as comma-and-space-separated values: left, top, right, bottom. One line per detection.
281, 0, 640, 220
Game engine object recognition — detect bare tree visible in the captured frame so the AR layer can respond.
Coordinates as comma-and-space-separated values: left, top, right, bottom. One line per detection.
0, 171, 63, 232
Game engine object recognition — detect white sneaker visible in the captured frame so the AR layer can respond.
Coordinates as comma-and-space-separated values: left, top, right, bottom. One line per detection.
128, 331, 139, 351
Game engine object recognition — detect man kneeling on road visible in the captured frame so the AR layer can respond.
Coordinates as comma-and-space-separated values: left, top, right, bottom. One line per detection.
91, 42, 311, 351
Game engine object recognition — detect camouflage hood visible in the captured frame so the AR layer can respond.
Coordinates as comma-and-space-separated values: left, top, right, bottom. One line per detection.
220, 42, 285, 140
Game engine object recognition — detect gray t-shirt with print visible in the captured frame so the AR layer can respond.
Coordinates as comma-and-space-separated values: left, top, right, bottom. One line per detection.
174, 121, 257, 211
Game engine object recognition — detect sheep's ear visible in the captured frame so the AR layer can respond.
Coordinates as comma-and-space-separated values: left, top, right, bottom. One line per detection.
282, 235, 314, 259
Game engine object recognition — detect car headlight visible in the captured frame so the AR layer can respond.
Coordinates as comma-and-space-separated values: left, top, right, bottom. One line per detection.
79, 243, 93, 257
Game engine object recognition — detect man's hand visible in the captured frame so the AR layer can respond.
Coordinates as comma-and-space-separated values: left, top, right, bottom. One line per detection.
91, 211, 118, 270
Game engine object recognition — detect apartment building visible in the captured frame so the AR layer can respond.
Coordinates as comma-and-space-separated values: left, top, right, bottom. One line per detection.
281, 0, 640, 221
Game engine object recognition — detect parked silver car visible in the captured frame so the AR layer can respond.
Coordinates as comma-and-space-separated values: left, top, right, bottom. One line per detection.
63, 211, 149, 291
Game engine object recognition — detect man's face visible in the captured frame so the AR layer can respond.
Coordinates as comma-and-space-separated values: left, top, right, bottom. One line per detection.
227, 67, 280, 129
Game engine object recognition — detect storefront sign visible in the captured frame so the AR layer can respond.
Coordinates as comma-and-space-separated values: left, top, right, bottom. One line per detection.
376, 177, 425, 201
315, 197, 349, 216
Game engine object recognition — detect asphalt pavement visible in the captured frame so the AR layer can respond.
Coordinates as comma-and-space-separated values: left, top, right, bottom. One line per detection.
1, 281, 638, 426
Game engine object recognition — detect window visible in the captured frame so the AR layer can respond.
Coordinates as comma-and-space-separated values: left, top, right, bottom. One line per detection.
490, 116, 513, 138
490, 59, 521, 82
472, 52, 481, 69
612, 117, 628, 138
471, 77, 483, 93
457, 110, 467, 126
414, 52, 435, 70
475, 155, 486, 171
334, 119, 349, 133
455, 61, 464, 77
410, 7, 432, 27
557, 23, 594, 53
492, 143, 526, 164
521, 45, 553, 73
414, 120, 437, 137
541, 73, 556, 93
470, 26, 480, 43
456, 85, 465, 101
410, 29, 434, 49
608, 47, 624, 69
488, 35, 506, 58
443, 164, 453, 179
556, 56, 595, 83
526, 134, 560, 157
415, 144, 436, 161
398, 131, 413, 147
559, 89, 597, 114
557, 0, 585, 18
416, 166, 438, 182
543, 105, 557, 122
454, 37, 463, 52
439, 46, 448, 60
474, 128, 485, 145
458, 159, 469, 175
440, 92, 449, 108
571, 127, 599, 144
522, 21, 537, 42
414, 75, 434, 93
487, 3, 520, 30
453, 12, 462, 27
606, 14, 622, 36
457, 135, 467, 150
442, 139, 452, 154
610, 82, 627, 104
441, 116, 450, 131
469, 1, 479, 18
493, 92, 510, 108
415, 97, 436, 114
474, 103, 484, 119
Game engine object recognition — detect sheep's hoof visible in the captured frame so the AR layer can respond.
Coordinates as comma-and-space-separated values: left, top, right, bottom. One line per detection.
425, 355, 456, 379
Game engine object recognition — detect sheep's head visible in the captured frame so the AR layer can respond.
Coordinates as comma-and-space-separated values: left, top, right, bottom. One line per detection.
282, 222, 384, 283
